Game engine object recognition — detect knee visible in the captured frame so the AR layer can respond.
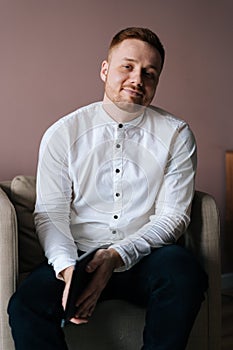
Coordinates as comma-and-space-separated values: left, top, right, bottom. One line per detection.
8, 292, 25, 326
8, 290, 29, 314
165, 246, 208, 299
8, 293, 18, 316
151, 245, 208, 297
8, 288, 42, 326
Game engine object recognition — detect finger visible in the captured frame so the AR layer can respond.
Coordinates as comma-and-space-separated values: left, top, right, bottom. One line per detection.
62, 283, 70, 310
75, 284, 95, 307
87, 304, 96, 317
70, 317, 88, 325
76, 292, 98, 317
75, 303, 95, 319
76, 261, 112, 308
75, 274, 100, 306
86, 255, 101, 273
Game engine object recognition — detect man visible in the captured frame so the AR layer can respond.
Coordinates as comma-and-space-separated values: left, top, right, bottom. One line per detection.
8, 27, 208, 349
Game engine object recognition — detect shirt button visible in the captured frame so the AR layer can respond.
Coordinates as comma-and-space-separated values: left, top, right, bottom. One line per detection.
115, 193, 120, 197
112, 230, 117, 234
115, 168, 120, 173
114, 215, 118, 219
118, 123, 123, 128
116, 144, 121, 148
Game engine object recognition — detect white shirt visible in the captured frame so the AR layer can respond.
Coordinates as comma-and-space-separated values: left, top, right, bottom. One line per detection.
34, 102, 197, 277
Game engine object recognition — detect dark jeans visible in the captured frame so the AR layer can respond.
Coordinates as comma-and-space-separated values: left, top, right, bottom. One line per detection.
8, 245, 208, 350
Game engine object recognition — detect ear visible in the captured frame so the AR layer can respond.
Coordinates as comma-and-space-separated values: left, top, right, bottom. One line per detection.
100, 60, 109, 82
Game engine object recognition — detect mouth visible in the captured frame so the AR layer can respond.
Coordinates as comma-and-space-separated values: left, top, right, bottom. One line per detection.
122, 88, 144, 98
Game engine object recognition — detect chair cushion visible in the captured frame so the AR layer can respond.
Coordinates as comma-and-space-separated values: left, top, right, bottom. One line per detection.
11, 175, 45, 273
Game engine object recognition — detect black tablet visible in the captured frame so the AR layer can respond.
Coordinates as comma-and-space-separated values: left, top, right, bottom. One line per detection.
61, 245, 107, 327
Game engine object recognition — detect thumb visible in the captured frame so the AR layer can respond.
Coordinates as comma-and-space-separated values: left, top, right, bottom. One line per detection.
62, 282, 71, 309
86, 252, 102, 273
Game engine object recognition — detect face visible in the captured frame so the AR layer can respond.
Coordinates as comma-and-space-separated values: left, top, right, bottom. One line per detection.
100, 39, 162, 110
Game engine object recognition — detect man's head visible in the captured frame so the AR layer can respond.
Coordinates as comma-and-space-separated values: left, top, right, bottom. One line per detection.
108, 27, 165, 70
100, 27, 165, 113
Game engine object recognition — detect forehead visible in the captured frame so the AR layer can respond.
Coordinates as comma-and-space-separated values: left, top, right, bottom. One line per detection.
109, 38, 162, 68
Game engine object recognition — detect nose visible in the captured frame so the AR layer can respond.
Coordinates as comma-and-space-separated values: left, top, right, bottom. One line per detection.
130, 69, 143, 87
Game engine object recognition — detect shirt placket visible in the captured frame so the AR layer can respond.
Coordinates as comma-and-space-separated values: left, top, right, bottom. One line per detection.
109, 123, 124, 239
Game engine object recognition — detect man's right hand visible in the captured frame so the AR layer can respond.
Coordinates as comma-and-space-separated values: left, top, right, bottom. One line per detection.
60, 265, 89, 325
60, 248, 123, 325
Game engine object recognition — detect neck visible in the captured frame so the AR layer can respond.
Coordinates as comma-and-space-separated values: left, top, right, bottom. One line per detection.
102, 95, 145, 123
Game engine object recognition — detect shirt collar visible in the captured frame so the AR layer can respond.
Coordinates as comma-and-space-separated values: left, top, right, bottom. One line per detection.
100, 102, 145, 128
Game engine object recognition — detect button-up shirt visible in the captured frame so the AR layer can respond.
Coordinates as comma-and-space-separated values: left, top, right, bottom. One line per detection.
34, 102, 196, 277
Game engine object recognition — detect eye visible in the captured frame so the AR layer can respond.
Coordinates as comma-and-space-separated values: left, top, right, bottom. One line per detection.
143, 70, 156, 79
147, 72, 154, 77
122, 64, 132, 70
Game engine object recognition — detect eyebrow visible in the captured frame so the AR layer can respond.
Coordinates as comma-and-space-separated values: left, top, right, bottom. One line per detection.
122, 57, 158, 71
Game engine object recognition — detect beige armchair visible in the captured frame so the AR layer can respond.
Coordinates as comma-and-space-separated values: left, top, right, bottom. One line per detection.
0, 175, 221, 350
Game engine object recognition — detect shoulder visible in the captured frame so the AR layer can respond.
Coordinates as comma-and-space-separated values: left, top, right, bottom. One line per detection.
147, 105, 194, 135
146, 105, 188, 129
144, 105, 196, 148
46, 101, 101, 132
40, 102, 102, 143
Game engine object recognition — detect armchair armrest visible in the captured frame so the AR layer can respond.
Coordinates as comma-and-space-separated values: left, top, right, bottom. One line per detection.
186, 190, 221, 349
0, 187, 18, 350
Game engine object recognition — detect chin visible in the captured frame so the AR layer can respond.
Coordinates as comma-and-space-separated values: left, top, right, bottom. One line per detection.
115, 100, 145, 113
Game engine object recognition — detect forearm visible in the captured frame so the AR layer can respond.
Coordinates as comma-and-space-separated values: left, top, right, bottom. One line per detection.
34, 211, 78, 277
111, 205, 192, 271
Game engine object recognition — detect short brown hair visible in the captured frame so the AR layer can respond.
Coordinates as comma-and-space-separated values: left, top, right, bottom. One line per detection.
109, 27, 165, 69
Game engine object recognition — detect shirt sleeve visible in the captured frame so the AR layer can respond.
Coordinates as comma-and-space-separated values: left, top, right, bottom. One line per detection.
110, 122, 197, 272
34, 121, 78, 278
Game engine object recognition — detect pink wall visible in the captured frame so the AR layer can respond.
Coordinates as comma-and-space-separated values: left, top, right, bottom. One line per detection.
1, 0, 233, 272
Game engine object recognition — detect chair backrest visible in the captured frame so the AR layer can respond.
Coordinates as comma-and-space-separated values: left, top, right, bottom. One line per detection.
0, 175, 45, 274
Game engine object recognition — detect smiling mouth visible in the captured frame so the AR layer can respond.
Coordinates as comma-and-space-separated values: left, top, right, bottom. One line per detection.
122, 88, 143, 97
